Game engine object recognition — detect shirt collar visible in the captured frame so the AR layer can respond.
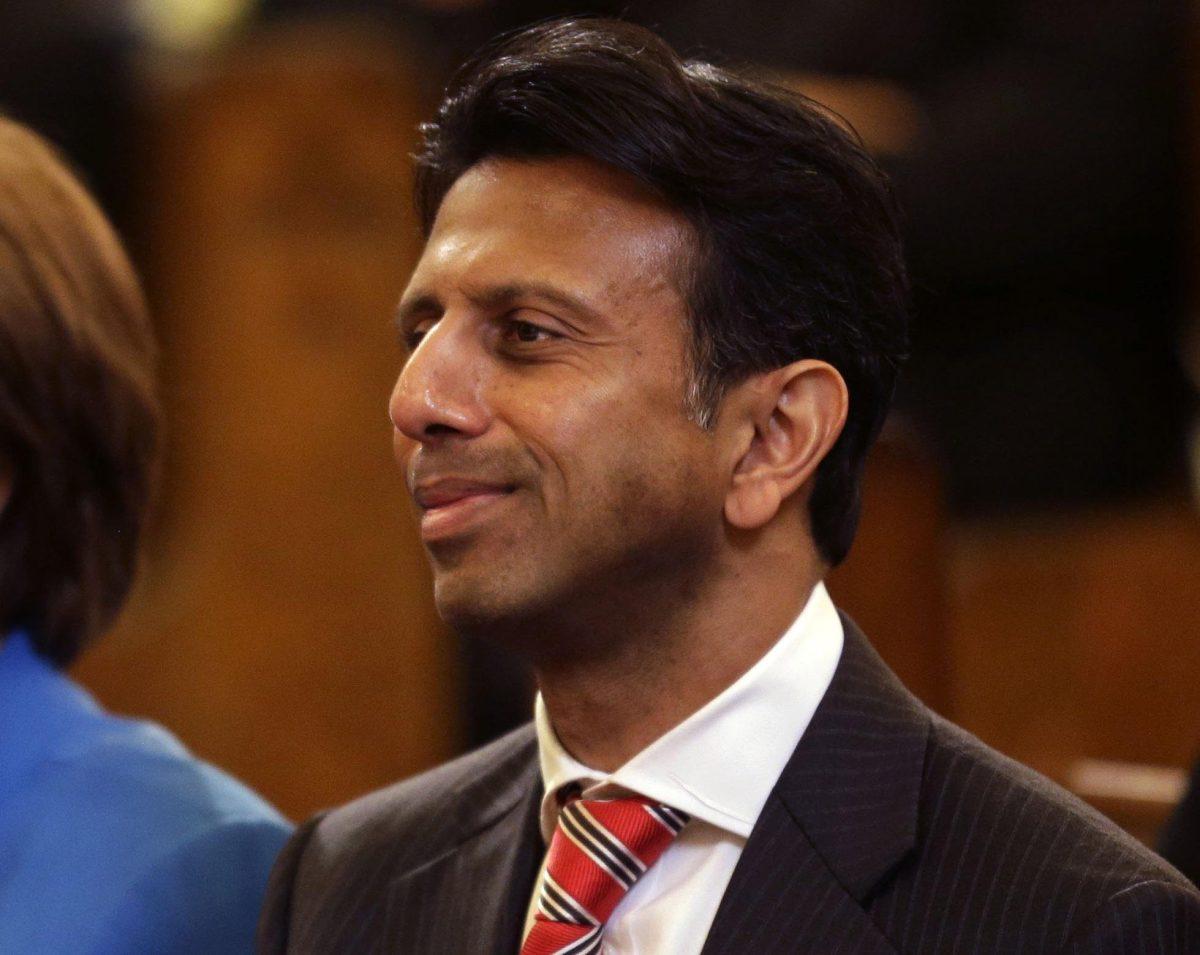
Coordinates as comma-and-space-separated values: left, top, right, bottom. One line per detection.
534, 582, 844, 842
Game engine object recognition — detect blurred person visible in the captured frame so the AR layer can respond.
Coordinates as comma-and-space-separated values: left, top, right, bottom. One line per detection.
260, 20, 1200, 953
0, 116, 291, 953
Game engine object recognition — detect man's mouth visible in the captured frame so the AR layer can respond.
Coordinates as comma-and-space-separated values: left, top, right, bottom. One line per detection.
412, 478, 516, 542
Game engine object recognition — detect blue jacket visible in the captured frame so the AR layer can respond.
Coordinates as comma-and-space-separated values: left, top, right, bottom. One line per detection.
0, 632, 292, 953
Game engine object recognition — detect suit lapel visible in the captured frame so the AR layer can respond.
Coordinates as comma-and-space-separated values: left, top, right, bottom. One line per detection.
701, 616, 929, 955
382, 748, 544, 955
700, 795, 899, 954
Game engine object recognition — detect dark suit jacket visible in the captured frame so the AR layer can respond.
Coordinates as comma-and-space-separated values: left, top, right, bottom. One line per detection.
260, 617, 1200, 952
1159, 756, 1200, 888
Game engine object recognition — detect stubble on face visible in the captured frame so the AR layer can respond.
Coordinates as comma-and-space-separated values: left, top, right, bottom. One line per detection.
428, 417, 724, 664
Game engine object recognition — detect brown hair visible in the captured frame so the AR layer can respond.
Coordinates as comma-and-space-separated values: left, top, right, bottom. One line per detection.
0, 117, 160, 667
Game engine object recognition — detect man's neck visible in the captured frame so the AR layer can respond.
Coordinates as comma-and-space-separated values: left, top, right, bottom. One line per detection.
534, 547, 823, 773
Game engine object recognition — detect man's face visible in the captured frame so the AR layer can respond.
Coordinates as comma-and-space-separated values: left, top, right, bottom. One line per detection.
389, 157, 729, 646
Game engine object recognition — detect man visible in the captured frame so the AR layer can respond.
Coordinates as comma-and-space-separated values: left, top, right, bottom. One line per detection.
260, 18, 1200, 953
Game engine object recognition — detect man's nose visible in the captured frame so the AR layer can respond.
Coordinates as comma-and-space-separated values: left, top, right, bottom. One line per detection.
389, 320, 490, 444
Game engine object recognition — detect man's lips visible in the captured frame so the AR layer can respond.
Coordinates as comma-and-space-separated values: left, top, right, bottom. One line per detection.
411, 478, 516, 542
412, 477, 515, 510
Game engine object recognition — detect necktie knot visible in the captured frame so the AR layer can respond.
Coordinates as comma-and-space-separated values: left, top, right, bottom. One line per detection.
521, 794, 689, 955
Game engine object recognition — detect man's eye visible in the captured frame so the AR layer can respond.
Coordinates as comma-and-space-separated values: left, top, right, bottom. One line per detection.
403, 322, 434, 351
507, 320, 551, 343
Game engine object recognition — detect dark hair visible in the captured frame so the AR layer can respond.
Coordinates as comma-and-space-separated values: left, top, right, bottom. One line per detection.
0, 117, 160, 666
414, 18, 909, 565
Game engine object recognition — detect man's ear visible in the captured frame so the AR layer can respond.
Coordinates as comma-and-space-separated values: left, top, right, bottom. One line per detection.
723, 359, 848, 530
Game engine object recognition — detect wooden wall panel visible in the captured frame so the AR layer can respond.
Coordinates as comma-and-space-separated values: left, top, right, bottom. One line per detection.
828, 423, 953, 715
948, 502, 1200, 782
72, 24, 458, 821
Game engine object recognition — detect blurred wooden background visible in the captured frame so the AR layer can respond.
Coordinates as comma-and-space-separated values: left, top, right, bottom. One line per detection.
70, 21, 1200, 843
73, 25, 460, 821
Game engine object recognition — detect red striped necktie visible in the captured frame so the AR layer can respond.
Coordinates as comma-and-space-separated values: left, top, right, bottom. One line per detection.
521, 794, 690, 955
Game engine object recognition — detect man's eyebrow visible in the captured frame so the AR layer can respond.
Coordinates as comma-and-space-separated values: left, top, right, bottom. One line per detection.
394, 294, 442, 331
473, 282, 605, 328
397, 283, 607, 332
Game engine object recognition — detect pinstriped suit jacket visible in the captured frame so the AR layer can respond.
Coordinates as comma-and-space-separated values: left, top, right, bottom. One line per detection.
259, 616, 1200, 953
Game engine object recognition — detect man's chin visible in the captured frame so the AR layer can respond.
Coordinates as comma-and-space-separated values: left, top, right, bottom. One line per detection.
433, 577, 511, 636
432, 573, 550, 645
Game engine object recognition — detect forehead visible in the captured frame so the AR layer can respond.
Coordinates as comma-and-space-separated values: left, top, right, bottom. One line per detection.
409, 157, 690, 306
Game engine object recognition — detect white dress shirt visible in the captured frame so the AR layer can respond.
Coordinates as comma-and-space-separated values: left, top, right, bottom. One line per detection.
523, 582, 844, 954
